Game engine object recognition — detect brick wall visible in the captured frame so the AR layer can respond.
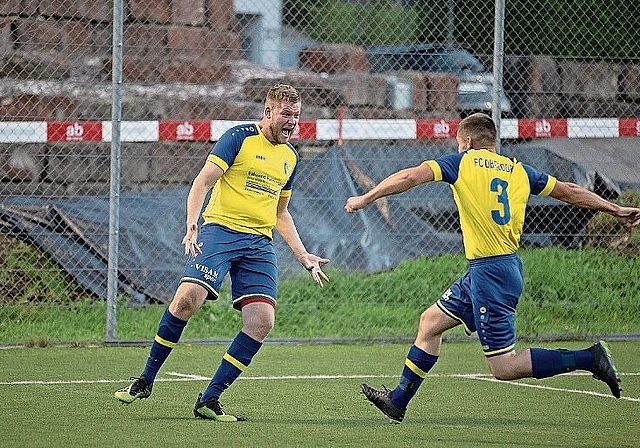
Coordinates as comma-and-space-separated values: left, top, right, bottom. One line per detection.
1, 2, 639, 195
0, 140, 210, 196
1, 0, 240, 81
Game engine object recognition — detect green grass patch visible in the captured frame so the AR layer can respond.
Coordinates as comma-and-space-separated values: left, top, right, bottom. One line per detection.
1, 246, 639, 345
1, 341, 639, 448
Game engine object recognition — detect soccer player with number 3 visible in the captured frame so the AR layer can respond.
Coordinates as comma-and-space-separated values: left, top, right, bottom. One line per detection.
345, 112, 640, 423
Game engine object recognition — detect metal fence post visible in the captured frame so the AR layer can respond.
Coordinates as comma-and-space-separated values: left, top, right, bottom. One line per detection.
107, 1, 125, 342
492, 0, 506, 153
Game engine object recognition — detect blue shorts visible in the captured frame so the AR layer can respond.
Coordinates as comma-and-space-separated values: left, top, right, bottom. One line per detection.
436, 253, 523, 357
180, 224, 278, 311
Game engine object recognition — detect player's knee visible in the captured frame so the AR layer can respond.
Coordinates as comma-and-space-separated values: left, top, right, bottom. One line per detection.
487, 360, 517, 381
245, 319, 274, 341
260, 319, 275, 336
418, 309, 432, 329
170, 287, 206, 318
417, 308, 440, 336
170, 298, 199, 319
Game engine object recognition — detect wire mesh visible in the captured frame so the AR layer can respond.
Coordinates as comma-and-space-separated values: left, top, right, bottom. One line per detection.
0, 0, 639, 344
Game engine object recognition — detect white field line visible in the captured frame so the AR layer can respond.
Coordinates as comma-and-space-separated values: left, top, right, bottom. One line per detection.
0, 373, 395, 385
1, 371, 639, 403
451, 373, 640, 403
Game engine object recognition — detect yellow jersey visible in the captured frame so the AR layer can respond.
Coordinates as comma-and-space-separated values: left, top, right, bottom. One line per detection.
425, 149, 556, 259
202, 124, 298, 238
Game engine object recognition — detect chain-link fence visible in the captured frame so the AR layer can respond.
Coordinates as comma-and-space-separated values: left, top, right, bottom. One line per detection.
1, 0, 639, 345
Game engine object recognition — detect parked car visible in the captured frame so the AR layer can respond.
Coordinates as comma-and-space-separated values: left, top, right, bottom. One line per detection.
366, 43, 512, 116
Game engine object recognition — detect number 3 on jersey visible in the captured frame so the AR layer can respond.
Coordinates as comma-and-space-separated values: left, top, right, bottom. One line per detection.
490, 178, 510, 225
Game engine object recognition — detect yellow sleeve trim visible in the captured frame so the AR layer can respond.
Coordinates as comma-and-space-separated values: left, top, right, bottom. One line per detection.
423, 160, 442, 181
207, 154, 228, 172
539, 175, 557, 196
280, 189, 292, 198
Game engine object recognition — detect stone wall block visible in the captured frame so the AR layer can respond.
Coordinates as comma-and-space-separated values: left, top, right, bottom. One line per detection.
39, 0, 112, 22
45, 145, 110, 184
559, 60, 619, 99
0, 144, 43, 183
619, 64, 640, 101
326, 73, 387, 108
206, 0, 236, 31
299, 44, 369, 74
0, 0, 36, 16
425, 72, 458, 112
0, 94, 76, 120
0, 16, 16, 57
128, 0, 172, 24
123, 23, 168, 57
528, 56, 562, 93
148, 142, 210, 183
171, 0, 205, 26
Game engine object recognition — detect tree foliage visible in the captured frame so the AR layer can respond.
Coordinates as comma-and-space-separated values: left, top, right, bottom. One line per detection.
284, 0, 640, 58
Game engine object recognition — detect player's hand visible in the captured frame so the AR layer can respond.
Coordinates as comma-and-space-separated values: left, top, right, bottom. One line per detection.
299, 253, 330, 288
345, 196, 368, 213
181, 223, 202, 257
614, 206, 640, 229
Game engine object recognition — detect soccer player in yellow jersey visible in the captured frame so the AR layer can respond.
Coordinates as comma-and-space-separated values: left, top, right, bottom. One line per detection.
345, 113, 640, 423
115, 84, 329, 421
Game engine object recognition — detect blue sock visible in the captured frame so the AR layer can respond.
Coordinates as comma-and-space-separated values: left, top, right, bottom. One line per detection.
201, 331, 262, 402
141, 308, 187, 384
530, 347, 595, 379
390, 345, 438, 410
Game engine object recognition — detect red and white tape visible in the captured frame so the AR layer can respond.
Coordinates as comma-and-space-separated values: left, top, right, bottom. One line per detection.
1, 118, 639, 143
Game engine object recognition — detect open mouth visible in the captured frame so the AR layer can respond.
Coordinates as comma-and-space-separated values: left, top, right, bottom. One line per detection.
281, 128, 293, 138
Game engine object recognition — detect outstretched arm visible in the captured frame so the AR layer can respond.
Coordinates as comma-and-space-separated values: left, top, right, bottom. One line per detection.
275, 195, 330, 287
550, 180, 640, 228
344, 163, 434, 213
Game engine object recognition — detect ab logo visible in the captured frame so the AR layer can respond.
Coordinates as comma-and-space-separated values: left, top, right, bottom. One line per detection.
434, 120, 451, 138
66, 123, 84, 141
176, 122, 194, 140
535, 120, 552, 137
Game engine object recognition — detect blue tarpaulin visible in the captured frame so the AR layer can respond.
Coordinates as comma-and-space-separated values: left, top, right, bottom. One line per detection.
0, 144, 619, 303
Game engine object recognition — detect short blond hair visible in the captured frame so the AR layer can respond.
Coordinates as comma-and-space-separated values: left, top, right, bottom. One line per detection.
265, 83, 301, 107
458, 113, 496, 148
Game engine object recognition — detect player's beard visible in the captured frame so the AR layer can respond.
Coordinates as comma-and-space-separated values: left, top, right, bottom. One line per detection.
269, 121, 293, 144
